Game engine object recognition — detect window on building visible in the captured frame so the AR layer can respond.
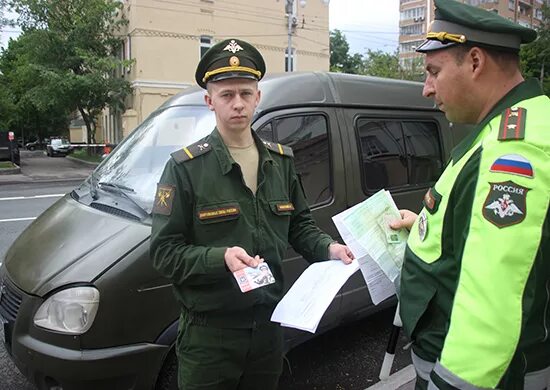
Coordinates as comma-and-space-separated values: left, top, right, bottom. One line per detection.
399, 7, 426, 21
357, 119, 443, 192
285, 47, 296, 72
400, 23, 425, 35
200, 35, 212, 58
257, 114, 332, 206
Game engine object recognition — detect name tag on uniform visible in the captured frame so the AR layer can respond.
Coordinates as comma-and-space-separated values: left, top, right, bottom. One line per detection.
233, 263, 275, 293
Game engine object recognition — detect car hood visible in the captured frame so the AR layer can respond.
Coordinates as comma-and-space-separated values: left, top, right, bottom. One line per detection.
3, 195, 151, 296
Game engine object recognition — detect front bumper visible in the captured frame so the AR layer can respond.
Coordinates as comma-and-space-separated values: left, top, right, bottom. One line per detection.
1, 276, 169, 390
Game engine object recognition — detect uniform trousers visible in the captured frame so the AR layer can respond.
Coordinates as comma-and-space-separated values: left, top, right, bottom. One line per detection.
176, 318, 284, 390
412, 351, 550, 390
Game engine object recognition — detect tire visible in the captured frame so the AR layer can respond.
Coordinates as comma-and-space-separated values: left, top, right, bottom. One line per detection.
155, 349, 178, 390
29, 146, 35, 151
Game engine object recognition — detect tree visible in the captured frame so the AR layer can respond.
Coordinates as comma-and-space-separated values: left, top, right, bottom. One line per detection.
362, 50, 400, 78
520, 4, 550, 96
4, 0, 133, 143
330, 29, 364, 74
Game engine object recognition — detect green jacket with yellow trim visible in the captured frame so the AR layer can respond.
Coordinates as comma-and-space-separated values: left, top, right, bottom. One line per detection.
150, 128, 334, 328
400, 79, 550, 389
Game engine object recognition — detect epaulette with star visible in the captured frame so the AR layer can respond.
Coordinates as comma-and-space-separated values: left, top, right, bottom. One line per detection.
498, 106, 526, 141
171, 138, 212, 163
261, 139, 294, 157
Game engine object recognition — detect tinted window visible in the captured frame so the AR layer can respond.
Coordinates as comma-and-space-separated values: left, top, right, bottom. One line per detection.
272, 114, 331, 206
357, 119, 442, 192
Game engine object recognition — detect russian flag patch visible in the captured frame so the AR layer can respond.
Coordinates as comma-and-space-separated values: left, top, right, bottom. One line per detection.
490, 154, 534, 178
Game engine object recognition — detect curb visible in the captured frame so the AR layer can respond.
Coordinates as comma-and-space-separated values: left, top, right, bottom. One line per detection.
66, 155, 101, 167
0, 176, 89, 185
366, 365, 416, 390
0, 165, 21, 175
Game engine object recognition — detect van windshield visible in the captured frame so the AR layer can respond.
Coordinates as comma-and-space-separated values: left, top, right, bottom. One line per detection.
92, 105, 216, 212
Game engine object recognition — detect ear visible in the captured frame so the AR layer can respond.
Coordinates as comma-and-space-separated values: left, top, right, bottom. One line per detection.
469, 47, 486, 79
204, 93, 214, 111
255, 89, 261, 107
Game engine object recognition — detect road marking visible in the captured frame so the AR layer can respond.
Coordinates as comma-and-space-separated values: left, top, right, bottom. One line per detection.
0, 217, 37, 223
0, 194, 64, 201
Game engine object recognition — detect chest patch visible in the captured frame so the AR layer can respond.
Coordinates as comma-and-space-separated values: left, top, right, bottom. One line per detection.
482, 181, 529, 228
198, 206, 240, 221
276, 202, 294, 212
153, 184, 175, 216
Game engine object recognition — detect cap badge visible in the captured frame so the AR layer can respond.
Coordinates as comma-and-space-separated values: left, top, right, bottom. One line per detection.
223, 40, 244, 54
229, 56, 240, 67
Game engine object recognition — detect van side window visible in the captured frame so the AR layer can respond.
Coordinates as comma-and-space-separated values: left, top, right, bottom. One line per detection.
269, 115, 332, 206
357, 119, 442, 191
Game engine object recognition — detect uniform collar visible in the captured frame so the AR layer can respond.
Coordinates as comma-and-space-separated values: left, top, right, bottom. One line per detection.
451, 78, 544, 163
208, 127, 274, 175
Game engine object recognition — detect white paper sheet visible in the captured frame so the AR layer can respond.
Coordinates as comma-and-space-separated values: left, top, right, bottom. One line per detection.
270, 260, 359, 333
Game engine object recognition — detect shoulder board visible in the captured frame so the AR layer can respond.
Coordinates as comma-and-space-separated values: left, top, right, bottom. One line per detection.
498, 106, 526, 141
171, 139, 212, 163
261, 140, 294, 157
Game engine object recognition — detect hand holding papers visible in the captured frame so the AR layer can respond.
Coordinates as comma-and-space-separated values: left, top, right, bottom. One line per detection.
271, 260, 359, 333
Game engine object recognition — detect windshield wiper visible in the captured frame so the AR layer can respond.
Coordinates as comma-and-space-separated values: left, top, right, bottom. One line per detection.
97, 181, 149, 219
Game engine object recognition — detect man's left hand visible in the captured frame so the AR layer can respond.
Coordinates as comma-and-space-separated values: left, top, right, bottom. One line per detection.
328, 243, 355, 264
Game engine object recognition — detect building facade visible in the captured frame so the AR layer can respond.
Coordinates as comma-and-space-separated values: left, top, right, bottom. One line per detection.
101, 0, 331, 143
399, 0, 549, 71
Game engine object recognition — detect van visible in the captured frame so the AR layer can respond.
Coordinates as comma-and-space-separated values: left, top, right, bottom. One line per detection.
0, 131, 20, 165
0, 72, 469, 390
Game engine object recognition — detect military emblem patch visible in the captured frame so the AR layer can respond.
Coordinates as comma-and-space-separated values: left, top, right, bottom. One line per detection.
422, 187, 441, 214
153, 184, 175, 216
482, 181, 529, 228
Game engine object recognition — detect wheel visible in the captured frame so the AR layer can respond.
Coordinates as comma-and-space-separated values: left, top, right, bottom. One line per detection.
29, 146, 35, 151
155, 349, 178, 390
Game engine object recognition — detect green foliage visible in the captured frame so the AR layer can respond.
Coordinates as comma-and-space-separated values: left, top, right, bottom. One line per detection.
330, 29, 364, 74
362, 49, 399, 78
520, 4, 550, 96
0, 0, 133, 142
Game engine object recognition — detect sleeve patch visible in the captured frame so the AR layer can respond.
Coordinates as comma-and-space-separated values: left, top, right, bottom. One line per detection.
482, 181, 529, 228
498, 107, 526, 141
489, 154, 534, 179
153, 184, 176, 216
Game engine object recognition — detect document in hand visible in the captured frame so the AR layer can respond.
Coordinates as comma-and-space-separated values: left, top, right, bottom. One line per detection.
332, 190, 408, 303
270, 260, 359, 333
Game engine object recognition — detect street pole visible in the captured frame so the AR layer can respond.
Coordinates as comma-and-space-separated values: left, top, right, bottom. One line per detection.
287, 0, 293, 72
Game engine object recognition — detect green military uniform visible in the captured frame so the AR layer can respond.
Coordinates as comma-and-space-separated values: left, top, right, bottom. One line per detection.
150, 39, 334, 390
399, 1, 550, 389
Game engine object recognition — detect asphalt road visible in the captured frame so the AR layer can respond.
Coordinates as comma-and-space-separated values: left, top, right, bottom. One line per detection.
0, 153, 412, 389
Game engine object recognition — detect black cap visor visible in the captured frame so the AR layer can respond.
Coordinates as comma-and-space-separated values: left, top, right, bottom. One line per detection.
208, 71, 259, 84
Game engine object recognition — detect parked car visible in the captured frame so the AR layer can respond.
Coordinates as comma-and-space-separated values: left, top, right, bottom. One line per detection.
25, 139, 47, 151
0, 72, 470, 390
0, 131, 20, 165
46, 138, 73, 157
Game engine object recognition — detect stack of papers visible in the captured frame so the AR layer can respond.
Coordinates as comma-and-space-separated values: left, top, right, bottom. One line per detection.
333, 189, 408, 302
271, 260, 359, 333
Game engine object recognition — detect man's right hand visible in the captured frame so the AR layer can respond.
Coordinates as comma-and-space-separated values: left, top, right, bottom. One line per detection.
224, 246, 263, 272
390, 209, 418, 231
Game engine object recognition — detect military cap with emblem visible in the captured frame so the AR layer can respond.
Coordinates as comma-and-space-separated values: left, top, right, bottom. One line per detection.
416, 0, 537, 53
195, 38, 266, 89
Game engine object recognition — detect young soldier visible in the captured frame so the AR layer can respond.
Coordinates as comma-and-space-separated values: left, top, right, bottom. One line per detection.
150, 38, 354, 390
391, 0, 550, 389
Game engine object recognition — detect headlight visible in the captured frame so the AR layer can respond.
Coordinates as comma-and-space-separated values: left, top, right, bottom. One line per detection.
34, 287, 100, 334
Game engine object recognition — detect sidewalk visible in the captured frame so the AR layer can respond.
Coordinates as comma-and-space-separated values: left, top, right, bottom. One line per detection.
366, 365, 416, 390
0, 151, 97, 185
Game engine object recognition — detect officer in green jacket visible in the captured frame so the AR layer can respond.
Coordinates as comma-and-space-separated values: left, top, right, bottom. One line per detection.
150, 38, 354, 390
390, 1, 550, 388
